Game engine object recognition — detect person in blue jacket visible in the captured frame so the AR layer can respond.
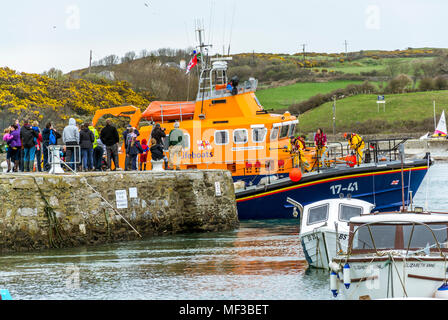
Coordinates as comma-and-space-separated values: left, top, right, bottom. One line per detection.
126, 135, 143, 171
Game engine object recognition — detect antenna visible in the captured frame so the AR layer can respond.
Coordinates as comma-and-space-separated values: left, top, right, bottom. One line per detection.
227, 1, 236, 56
194, 22, 212, 116
195, 23, 212, 66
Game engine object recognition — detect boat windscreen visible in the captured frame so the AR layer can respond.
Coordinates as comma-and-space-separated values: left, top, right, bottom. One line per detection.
403, 224, 448, 249
279, 125, 289, 139
353, 225, 396, 250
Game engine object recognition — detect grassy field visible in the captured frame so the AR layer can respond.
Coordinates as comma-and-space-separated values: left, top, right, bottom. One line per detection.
256, 80, 371, 110
298, 90, 448, 134
321, 57, 435, 75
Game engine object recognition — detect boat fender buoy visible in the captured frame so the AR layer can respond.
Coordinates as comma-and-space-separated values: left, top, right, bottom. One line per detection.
289, 168, 302, 182
435, 283, 448, 299
330, 271, 339, 298
343, 263, 351, 289
0, 289, 12, 300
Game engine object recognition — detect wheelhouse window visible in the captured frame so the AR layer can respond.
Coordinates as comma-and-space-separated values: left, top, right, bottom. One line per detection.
279, 124, 290, 139
288, 123, 297, 137
270, 126, 279, 141
233, 129, 248, 144
215, 130, 229, 145
339, 204, 363, 222
252, 128, 267, 143
353, 224, 397, 251
403, 224, 448, 249
307, 204, 329, 225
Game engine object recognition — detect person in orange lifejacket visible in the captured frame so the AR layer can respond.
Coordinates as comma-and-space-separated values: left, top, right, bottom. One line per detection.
296, 135, 306, 151
288, 135, 309, 170
344, 132, 365, 165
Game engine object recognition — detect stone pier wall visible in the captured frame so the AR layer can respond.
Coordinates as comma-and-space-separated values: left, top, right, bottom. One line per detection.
0, 170, 238, 253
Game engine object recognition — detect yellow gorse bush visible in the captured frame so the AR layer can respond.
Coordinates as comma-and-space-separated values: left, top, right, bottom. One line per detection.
0, 67, 152, 125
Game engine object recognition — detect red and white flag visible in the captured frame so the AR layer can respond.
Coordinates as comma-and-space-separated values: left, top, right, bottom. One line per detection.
186, 54, 198, 74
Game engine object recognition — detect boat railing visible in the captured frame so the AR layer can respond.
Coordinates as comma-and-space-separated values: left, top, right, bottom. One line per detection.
304, 138, 411, 169
364, 138, 410, 163
196, 79, 258, 101
158, 102, 195, 123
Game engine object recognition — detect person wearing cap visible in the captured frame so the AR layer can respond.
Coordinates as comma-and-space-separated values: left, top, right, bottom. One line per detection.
168, 121, 184, 170
344, 132, 365, 165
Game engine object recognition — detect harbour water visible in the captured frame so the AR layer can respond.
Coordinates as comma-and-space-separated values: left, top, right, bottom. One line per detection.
1, 162, 447, 300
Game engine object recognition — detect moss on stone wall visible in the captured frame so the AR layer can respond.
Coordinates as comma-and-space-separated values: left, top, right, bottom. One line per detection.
0, 170, 238, 253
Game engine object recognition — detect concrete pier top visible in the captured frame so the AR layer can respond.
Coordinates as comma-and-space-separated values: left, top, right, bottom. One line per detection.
0, 170, 238, 253
405, 139, 448, 161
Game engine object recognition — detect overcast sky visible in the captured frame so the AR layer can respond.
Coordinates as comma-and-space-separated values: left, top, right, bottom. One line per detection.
0, 0, 446, 74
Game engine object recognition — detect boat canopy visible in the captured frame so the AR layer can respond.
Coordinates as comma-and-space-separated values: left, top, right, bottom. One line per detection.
142, 101, 195, 122
350, 213, 448, 225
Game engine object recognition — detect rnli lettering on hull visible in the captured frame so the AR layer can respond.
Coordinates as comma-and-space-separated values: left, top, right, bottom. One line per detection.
182, 151, 214, 159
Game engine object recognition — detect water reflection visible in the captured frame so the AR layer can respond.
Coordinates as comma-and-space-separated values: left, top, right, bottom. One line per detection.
7, 158, 447, 300
0, 219, 320, 300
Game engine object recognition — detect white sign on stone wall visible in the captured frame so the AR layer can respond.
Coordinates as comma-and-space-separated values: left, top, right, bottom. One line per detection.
115, 190, 128, 209
129, 187, 138, 199
215, 182, 222, 197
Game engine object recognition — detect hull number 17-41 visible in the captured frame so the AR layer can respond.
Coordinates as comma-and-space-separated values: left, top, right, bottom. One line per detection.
330, 182, 358, 195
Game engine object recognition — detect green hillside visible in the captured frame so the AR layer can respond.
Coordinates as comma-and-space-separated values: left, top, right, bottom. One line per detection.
297, 90, 448, 134
256, 80, 372, 110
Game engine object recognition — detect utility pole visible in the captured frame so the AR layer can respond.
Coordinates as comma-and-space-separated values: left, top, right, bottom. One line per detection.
333, 96, 336, 136
300, 44, 307, 63
89, 50, 92, 74
344, 40, 348, 59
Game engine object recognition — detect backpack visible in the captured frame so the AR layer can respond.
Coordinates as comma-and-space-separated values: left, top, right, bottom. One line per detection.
49, 130, 56, 145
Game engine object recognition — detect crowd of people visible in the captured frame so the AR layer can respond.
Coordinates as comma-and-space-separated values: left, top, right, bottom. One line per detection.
2, 117, 364, 174
1, 117, 185, 173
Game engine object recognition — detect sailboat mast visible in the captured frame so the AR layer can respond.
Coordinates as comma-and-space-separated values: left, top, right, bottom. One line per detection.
434, 100, 436, 131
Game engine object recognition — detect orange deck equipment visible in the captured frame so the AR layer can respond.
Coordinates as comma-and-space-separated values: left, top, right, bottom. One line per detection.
142, 101, 195, 121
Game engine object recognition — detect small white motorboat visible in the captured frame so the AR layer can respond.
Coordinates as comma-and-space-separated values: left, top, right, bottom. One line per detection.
329, 213, 448, 300
287, 197, 375, 270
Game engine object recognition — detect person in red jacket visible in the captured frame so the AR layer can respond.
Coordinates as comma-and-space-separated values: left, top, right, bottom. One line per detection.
313, 128, 327, 169
139, 139, 149, 171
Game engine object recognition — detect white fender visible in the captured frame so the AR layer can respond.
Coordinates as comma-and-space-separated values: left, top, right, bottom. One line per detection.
343, 263, 351, 289
330, 271, 339, 297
